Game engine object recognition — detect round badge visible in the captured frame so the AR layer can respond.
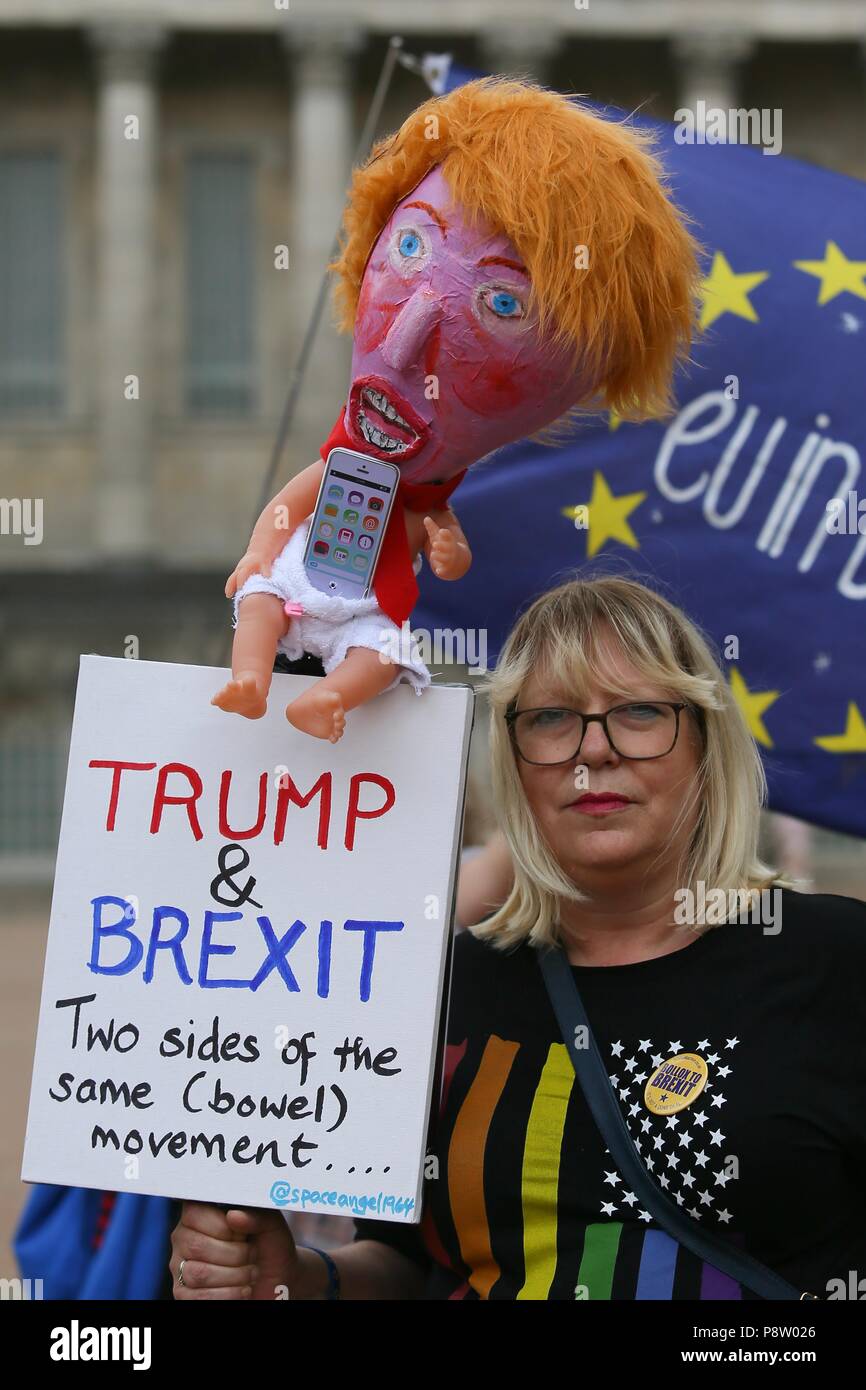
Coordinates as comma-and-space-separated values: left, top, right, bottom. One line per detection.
644, 1052, 708, 1115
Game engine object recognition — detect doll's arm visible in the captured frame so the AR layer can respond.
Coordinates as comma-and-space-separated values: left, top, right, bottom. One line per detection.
421, 507, 472, 582
225, 459, 326, 598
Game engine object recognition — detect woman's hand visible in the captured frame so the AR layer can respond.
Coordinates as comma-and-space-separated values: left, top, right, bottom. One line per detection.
171, 1202, 300, 1300
225, 550, 272, 599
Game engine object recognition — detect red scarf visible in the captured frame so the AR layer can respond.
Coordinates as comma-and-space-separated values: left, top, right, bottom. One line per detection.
319, 410, 467, 627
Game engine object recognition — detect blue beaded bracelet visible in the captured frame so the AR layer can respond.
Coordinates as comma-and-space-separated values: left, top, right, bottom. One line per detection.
304, 1244, 341, 1300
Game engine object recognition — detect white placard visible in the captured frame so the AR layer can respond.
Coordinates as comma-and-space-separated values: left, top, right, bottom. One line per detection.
21, 657, 474, 1224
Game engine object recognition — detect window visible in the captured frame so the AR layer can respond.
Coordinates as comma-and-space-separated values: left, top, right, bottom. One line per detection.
0, 152, 64, 416
184, 151, 255, 415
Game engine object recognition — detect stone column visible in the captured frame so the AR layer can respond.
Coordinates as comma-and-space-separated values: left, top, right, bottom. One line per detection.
88, 21, 167, 560
673, 33, 755, 125
280, 25, 363, 454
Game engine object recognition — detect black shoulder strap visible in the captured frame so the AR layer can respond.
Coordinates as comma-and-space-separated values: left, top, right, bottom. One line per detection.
537, 945, 813, 1301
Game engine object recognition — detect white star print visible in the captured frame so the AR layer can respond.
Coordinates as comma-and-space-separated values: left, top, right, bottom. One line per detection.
619, 1086, 631, 1100
717, 1065, 731, 1079
674, 1192, 685, 1206
651, 1054, 665, 1068
603, 1170, 621, 1187
717, 1209, 732, 1224
669, 1041, 683, 1053
696, 1039, 711, 1051
666, 1152, 680, 1169
638, 1039, 651, 1052
640, 1117, 651, 1133
646, 1156, 655, 1172
711, 1094, 727, 1108
601, 1201, 617, 1216
629, 1102, 641, 1117
714, 1169, 731, 1187
666, 1115, 680, 1129
622, 1191, 639, 1207
653, 1135, 664, 1151
608, 1073, 619, 1086
694, 1150, 710, 1168
709, 1129, 725, 1146
611, 1041, 624, 1057
678, 1131, 693, 1148
625, 1056, 637, 1072
681, 1171, 695, 1189
659, 1174, 670, 1190
705, 1052, 720, 1065
725, 1037, 739, 1050
634, 1072, 648, 1085
688, 1206, 702, 1220
692, 1111, 708, 1127
699, 1190, 713, 1206
639, 1210, 652, 1222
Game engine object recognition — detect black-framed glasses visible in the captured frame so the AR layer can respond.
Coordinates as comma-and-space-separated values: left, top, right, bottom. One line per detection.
504, 700, 693, 764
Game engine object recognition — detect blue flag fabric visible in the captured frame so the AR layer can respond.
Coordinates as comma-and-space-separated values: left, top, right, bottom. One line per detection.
14, 1185, 174, 1300
414, 62, 866, 837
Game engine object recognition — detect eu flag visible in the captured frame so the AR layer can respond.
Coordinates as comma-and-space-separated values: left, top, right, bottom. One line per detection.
414, 62, 866, 837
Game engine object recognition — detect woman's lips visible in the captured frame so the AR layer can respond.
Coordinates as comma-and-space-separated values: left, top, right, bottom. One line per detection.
568, 795, 633, 817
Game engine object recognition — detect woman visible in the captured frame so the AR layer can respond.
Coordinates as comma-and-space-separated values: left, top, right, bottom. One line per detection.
171, 576, 866, 1300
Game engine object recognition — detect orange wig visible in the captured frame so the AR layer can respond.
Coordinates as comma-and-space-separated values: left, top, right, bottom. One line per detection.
330, 77, 704, 423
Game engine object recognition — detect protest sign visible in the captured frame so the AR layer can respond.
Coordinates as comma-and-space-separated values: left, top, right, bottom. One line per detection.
21, 656, 474, 1224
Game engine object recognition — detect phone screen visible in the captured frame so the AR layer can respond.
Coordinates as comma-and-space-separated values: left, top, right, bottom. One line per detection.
305, 465, 395, 596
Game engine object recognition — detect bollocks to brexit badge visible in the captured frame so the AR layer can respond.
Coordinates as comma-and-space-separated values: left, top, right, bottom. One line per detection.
644, 1052, 709, 1115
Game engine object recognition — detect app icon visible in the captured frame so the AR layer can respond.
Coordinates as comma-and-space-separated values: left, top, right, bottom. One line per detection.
348, 491, 363, 505
313, 540, 329, 555
343, 508, 359, 523
362, 515, 379, 532
357, 534, 374, 551
352, 554, 368, 570
368, 497, 383, 512
327, 485, 344, 499
333, 547, 349, 563
323, 503, 338, 518
338, 528, 353, 543
318, 522, 334, 539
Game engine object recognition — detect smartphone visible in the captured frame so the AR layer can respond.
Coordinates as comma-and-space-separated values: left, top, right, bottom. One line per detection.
302, 447, 400, 600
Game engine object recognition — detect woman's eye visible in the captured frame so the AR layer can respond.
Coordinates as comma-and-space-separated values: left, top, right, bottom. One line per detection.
481, 287, 525, 319
530, 709, 568, 727
396, 229, 424, 259
621, 703, 664, 721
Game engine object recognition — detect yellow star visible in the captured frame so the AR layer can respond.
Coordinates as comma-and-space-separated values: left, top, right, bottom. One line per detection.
793, 241, 866, 305
728, 668, 779, 748
814, 702, 866, 753
608, 410, 622, 431
699, 251, 769, 329
561, 472, 646, 557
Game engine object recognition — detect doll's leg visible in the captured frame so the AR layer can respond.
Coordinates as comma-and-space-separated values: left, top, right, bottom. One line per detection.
212, 593, 290, 718
285, 647, 400, 743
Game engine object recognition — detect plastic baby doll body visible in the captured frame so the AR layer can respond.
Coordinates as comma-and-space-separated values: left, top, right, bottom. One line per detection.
211, 460, 471, 742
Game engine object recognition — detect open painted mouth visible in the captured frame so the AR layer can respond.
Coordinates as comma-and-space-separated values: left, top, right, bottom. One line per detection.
348, 377, 429, 462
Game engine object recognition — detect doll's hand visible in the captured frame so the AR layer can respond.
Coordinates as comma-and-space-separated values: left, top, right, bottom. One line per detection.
225, 550, 272, 599
423, 515, 465, 580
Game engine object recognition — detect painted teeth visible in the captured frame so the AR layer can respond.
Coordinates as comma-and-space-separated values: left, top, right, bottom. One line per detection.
358, 411, 409, 453
362, 386, 411, 431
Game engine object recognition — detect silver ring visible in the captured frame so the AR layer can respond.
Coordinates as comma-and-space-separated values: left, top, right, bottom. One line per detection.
177, 1258, 187, 1287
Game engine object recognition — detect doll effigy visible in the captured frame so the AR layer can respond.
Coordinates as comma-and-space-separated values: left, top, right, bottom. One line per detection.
212, 77, 701, 742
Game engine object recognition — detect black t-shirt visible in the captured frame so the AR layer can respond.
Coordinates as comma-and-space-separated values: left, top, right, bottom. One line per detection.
353, 889, 866, 1299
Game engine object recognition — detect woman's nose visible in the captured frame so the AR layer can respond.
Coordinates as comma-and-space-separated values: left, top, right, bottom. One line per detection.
579, 720, 618, 762
379, 287, 444, 371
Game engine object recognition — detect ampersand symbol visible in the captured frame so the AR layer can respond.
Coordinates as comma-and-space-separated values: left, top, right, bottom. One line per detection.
210, 842, 262, 909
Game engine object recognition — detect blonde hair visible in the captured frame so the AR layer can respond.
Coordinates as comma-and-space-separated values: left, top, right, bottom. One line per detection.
473, 575, 799, 951
329, 77, 703, 423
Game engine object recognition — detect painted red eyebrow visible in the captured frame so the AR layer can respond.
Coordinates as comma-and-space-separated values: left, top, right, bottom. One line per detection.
402, 201, 449, 234
477, 255, 528, 276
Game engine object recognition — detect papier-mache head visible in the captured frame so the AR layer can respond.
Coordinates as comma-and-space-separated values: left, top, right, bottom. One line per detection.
329, 77, 703, 483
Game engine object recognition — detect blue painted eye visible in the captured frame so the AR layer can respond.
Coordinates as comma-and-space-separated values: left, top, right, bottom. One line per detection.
488, 290, 521, 318
398, 231, 422, 258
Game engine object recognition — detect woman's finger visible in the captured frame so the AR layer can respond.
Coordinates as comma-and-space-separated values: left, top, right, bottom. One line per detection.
177, 1201, 239, 1241
173, 1227, 252, 1269
172, 1257, 256, 1291
174, 1282, 252, 1301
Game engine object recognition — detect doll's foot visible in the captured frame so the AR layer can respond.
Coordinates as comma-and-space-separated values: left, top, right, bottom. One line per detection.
211, 672, 268, 719
285, 688, 347, 743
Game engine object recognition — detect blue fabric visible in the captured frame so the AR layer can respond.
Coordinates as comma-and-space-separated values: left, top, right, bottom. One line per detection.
14, 1185, 174, 1300
413, 63, 866, 836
